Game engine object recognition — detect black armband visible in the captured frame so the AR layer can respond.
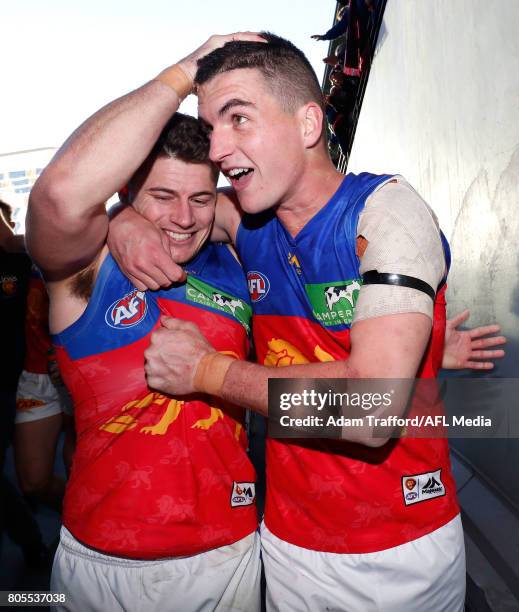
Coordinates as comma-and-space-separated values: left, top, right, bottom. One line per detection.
362, 270, 436, 301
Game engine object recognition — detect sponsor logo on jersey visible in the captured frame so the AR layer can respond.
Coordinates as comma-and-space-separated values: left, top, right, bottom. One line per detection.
305, 279, 362, 327
247, 271, 270, 302
230, 481, 256, 508
212, 293, 244, 316
402, 469, 445, 506
186, 277, 251, 332
105, 289, 147, 329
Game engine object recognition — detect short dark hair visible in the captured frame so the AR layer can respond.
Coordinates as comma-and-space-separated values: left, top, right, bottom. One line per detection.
152, 112, 214, 166
195, 32, 325, 113
130, 113, 218, 196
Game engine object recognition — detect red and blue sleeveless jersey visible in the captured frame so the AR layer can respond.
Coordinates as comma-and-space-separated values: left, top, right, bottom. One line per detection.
236, 172, 459, 554
52, 244, 257, 559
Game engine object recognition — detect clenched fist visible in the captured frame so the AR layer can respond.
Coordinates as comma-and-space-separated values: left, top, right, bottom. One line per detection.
144, 316, 214, 395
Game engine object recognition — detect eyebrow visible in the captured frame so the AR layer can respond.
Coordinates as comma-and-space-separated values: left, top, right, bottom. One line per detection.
218, 98, 255, 118
148, 188, 215, 198
190, 191, 216, 198
148, 187, 178, 196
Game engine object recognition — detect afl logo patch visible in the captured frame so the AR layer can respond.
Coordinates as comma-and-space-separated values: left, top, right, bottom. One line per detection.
105, 289, 147, 329
247, 271, 270, 303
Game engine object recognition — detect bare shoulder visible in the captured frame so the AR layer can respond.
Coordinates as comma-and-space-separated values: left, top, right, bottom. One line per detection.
213, 188, 243, 244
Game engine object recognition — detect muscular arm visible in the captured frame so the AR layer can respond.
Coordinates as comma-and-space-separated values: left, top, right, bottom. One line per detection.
222, 312, 431, 416
26, 80, 181, 280
144, 179, 439, 446
26, 32, 266, 281
145, 311, 431, 446
144, 179, 505, 439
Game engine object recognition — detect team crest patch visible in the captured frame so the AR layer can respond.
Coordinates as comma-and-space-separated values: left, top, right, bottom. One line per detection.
305, 279, 362, 327
1, 275, 18, 296
186, 277, 251, 332
105, 289, 148, 329
230, 481, 256, 508
247, 271, 270, 303
402, 469, 445, 506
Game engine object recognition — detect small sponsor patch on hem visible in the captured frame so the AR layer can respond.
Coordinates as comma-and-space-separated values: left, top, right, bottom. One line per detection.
230, 481, 256, 508
402, 469, 445, 506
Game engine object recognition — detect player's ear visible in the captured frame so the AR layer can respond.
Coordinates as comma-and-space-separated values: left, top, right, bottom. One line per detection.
298, 102, 323, 149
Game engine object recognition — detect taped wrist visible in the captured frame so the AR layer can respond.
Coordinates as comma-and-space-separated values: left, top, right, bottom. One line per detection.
154, 64, 193, 101
193, 352, 234, 396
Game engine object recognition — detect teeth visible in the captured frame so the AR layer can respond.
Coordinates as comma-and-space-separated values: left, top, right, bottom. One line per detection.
166, 231, 192, 242
228, 167, 251, 178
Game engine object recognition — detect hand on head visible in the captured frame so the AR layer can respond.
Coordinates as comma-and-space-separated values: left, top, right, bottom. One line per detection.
178, 32, 267, 87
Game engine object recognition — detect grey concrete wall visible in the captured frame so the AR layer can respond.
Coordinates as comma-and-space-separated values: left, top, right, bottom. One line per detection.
347, 0, 519, 504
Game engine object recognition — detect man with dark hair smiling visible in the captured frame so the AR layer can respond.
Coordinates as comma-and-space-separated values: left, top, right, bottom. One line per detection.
107, 33, 504, 612
26, 32, 265, 611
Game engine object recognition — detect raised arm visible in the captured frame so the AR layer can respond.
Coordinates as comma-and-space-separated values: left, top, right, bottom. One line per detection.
26, 75, 182, 280
28, 33, 263, 281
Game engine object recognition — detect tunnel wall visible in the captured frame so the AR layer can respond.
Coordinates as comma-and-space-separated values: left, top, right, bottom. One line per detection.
347, 0, 519, 507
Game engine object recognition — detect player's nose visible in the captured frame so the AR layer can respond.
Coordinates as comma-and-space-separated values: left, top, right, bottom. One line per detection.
172, 198, 195, 227
209, 126, 234, 164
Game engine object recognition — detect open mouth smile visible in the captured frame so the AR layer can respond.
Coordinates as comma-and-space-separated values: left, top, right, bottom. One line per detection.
165, 231, 194, 242
224, 167, 255, 190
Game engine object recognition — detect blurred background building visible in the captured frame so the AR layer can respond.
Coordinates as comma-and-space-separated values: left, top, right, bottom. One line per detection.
0, 148, 55, 232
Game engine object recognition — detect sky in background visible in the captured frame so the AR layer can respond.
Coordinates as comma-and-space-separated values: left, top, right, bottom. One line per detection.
1, 0, 334, 154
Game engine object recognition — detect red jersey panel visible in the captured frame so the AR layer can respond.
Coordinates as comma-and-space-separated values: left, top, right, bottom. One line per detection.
53, 246, 257, 559
236, 173, 459, 553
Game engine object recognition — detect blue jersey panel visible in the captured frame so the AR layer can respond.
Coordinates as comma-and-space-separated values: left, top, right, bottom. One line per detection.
52, 243, 250, 360
236, 172, 394, 330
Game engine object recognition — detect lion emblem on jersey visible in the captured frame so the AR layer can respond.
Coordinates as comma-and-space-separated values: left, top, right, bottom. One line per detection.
99, 351, 242, 438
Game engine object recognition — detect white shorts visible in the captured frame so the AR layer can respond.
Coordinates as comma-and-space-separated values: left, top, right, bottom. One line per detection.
261, 514, 465, 612
15, 371, 73, 424
51, 526, 261, 612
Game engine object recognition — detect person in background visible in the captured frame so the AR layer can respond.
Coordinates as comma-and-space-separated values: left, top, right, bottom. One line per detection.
0, 200, 48, 567
15, 268, 75, 513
